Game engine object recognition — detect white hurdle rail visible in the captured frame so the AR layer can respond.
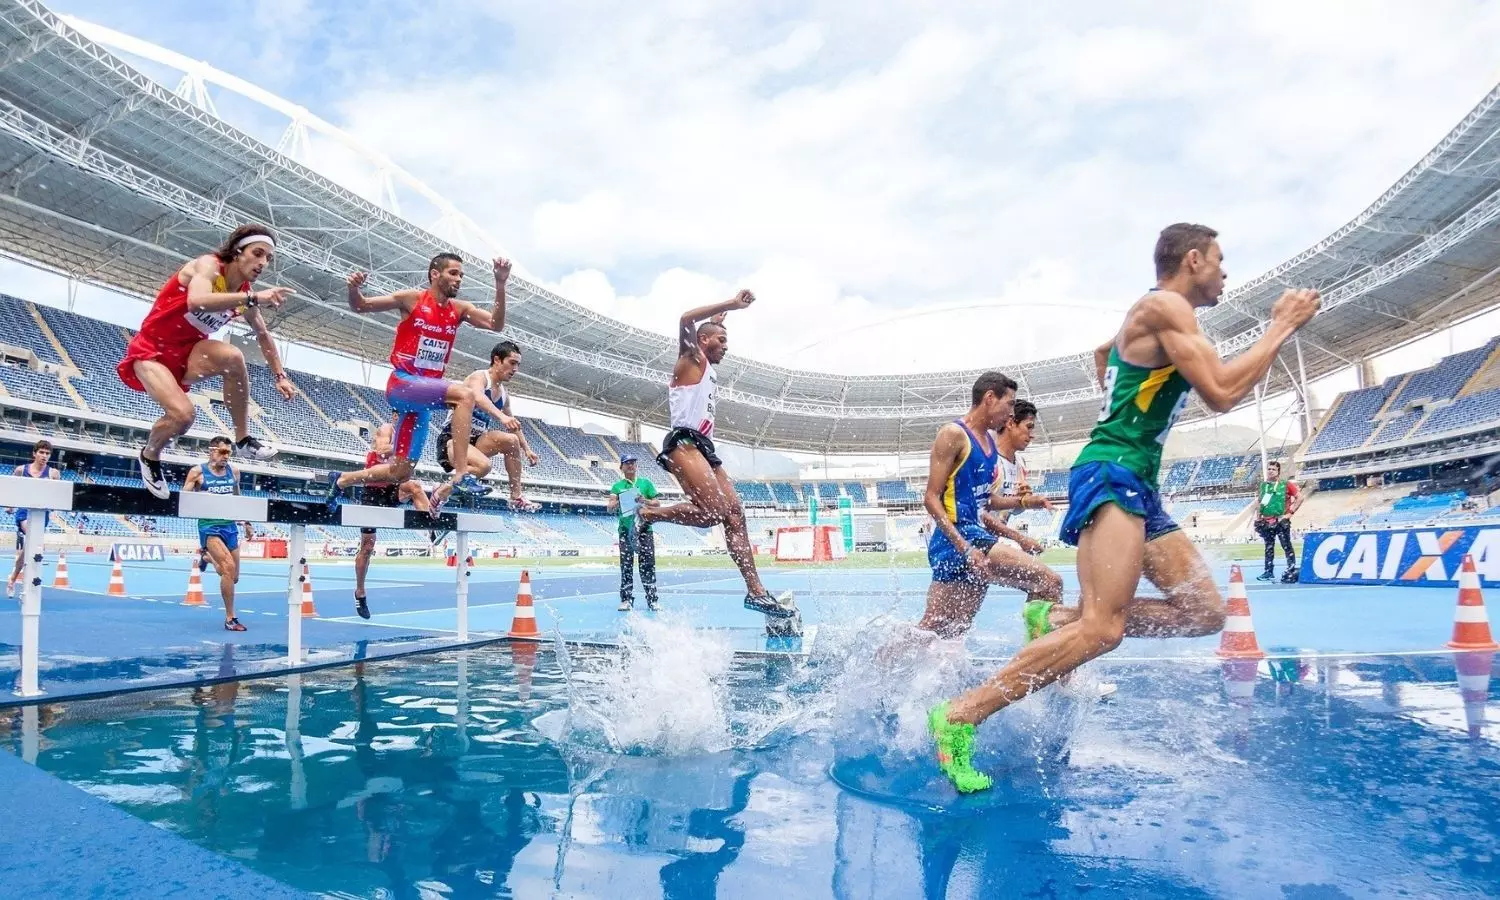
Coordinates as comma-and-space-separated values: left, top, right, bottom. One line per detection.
0, 475, 513, 698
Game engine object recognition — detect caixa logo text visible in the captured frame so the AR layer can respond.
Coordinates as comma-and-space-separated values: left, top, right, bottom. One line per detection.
1306, 527, 1500, 585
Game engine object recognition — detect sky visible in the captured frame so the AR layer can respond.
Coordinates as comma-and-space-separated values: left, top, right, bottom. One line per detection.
16, 0, 1500, 471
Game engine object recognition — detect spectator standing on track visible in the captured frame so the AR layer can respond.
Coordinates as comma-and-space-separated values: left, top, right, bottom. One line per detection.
609, 455, 660, 612
1255, 460, 1301, 583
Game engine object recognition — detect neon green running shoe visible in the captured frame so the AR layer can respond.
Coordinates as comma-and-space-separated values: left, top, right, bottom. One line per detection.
1023, 599, 1055, 643
927, 702, 993, 793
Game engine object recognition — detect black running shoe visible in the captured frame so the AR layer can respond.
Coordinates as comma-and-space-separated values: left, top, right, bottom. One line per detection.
744, 591, 797, 619
355, 594, 370, 620
138, 451, 169, 499
234, 435, 278, 461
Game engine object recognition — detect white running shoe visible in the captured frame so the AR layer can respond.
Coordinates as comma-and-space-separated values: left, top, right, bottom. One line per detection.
233, 435, 277, 461
138, 451, 169, 499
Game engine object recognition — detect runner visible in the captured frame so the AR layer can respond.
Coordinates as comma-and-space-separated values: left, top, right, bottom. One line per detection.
636, 290, 796, 620
325, 254, 511, 511
183, 436, 253, 631
434, 340, 541, 511
1255, 461, 1302, 583
928, 222, 1321, 793
352, 423, 432, 620
6, 440, 59, 599
119, 224, 295, 498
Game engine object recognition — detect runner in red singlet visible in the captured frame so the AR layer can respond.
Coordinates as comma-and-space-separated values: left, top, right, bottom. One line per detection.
119, 224, 295, 498
352, 422, 432, 619
324, 253, 511, 510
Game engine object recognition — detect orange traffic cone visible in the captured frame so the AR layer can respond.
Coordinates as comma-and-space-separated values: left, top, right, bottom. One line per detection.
1220, 658, 1259, 705
1447, 555, 1498, 650
1217, 565, 1266, 659
107, 558, 126, 597
183, 554, 207, 607
300, 562, 318, 617
51, 553, 70, 589
507, 570, 540, 640
510, 640, 537, 702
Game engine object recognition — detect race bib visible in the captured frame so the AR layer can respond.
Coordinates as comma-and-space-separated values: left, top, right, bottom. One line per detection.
186, 307, 234, 336
415, 335, 450, 371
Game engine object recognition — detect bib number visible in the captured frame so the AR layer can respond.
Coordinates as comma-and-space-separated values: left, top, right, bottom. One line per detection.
1156, 392, 1191, 445
186, 308, 233, 336
1096, 366, 1118, 422
416, 336, 449, 371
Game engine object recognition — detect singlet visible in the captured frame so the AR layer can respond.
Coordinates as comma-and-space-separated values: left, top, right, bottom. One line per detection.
198, 462, 237, 529
937, 421, 999, 528
389, 290, 462, 377
668, 359, 717, 437
136, 261, 247, 347
994, 448, 1027, 524
13, 464, 53, 527
441, 371, 507, 435
1074, 344, 1193, 489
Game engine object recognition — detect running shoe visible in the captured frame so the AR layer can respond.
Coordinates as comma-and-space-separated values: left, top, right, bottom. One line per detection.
1257, 570, 1274, 582
1022, 598, 1055, 643
234, 435, 277, 461
744, 590, 797, 618
928, 702, 992, 793
1281, 568, 1300, 584
223, 617, 247, 632
138, 451, 169, 499
509, 496, 541, 513
617, 598, 634, 612
355, 594, 370, 620
324, 469, 346, 512
456, 474, 492, 497
647, 597, 660, 612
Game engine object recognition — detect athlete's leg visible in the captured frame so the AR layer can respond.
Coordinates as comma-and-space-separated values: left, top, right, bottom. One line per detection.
640, 447, 729, 528
398, 481, 431, 513
916, 581, 990, 640
979, 543, 1064, 604
204, 535, 239, 622
712, 467, 769, 598
1038, 531, 1225, 639
183, 339, 252, 442
133, 358, 198, 459
354, 531, 375, 598
8, 526, 24, 590
461, 437, 496, 480
945, 503, 1145, 726
476, 432, 526, 500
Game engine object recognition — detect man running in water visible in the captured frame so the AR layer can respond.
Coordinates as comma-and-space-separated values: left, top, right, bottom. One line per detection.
325, 255, 511, 511
6, 440, 59, 599
352, 423, 432, 620
183, 436, 253, 631
435, 340, 541, 511
119, 225, 294, 498
928, 223, 1321, 793
636, 290, 796, 620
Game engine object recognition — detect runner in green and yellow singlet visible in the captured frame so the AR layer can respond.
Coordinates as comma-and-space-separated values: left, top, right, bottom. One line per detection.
928, 223, 1322, 793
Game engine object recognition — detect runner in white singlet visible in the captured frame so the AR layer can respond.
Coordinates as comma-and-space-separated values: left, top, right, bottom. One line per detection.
637, 290, 798, 623
435, 340, 541, 511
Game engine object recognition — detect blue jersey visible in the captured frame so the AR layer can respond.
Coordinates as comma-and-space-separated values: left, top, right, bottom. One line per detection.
13, 464, 53, 528
441, 372, 507, 436
197, 462, 237, 528
937, 421, 999, 529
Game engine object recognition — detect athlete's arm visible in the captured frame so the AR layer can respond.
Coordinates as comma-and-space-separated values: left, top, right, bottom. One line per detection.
459, 258, 511, 332
183, 256, 289, 313
346, 271, 419, 315
242, 307, 295, 400
183, 465, 203, 492
922, 425, 981, 558
1152, 288, 1320, 414
1094, 339, 1113, 387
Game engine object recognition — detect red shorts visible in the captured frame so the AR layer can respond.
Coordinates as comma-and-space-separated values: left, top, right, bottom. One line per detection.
117, 332, 197, 392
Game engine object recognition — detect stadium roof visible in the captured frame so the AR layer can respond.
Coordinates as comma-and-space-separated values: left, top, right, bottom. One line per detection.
1, 1, 1499, 453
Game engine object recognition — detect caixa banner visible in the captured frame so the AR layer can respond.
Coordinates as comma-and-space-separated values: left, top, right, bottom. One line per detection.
1301, 527, 1500, 587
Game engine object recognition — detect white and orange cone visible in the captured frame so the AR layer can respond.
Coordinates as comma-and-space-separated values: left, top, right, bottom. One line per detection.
1217, 565, 1266, 659
183, 555, 207, 607
107, 558, 126, 597
510, 641, 537, 703
300, 562, 318, 617
507, 570, 540, 640
1446, 555, 1498, 651
51, 553, 69, 589
1454, 649, 1493, 739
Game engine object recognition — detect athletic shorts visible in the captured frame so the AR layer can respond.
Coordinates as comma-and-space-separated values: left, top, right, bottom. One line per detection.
13, 515, 46, 551
928, 523, 998, 585
118, 331, 198, 392
358, 483, 401, 535
657, 427, 721, 469
385, 370, 451, 460
436, 427, 482, 473
1058, 460, 1179, 547
199, 522, 240, 552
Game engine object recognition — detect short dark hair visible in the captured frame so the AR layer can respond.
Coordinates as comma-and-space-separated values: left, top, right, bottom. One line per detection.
209, 435, 232, 449
1011, 399, 1037, 424
1267, 460, 1282, 472
971, 372, 1018, 407
215, 224, 275, 264
31, 439, 51, 453
697, 321, 726, 341
491, 340, 521, 363
428, 252, 463, 281
1154, 223, 1219, 280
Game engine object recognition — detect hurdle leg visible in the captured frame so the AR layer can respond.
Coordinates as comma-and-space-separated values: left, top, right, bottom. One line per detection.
455, 529, 469, 641
286, 673, 307, 810
21, 704, 38, 763
16, 506, 45, 697
286, 524, 305, 665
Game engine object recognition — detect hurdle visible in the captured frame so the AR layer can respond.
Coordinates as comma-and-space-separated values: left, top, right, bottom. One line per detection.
0, 474, 510, 696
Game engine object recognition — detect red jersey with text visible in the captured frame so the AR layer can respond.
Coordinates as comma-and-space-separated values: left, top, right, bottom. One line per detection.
389, 291, 461, 376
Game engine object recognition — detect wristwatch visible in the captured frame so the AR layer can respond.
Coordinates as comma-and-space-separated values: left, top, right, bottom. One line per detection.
243, 288, 259, 308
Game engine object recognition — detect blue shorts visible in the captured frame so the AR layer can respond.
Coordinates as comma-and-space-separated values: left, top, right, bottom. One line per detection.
199, 523, 240, 552
928, 523, 998, 584
1058, 460, 1179, 547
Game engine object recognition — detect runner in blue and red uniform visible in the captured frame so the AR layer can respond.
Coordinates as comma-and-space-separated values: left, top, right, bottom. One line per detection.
325, 254, 511, 511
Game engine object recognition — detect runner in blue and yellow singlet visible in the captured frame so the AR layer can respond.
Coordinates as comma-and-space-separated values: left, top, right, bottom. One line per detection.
929, 223, 1322, 793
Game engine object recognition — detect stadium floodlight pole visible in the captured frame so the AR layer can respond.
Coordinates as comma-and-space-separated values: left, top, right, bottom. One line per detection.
1295, 336, 1313, 439
1254, 381, 1270, 479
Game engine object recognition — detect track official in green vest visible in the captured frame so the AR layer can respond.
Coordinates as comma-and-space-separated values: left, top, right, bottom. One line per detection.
609, 455, 660, 611
1255, 460, 1302, 583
